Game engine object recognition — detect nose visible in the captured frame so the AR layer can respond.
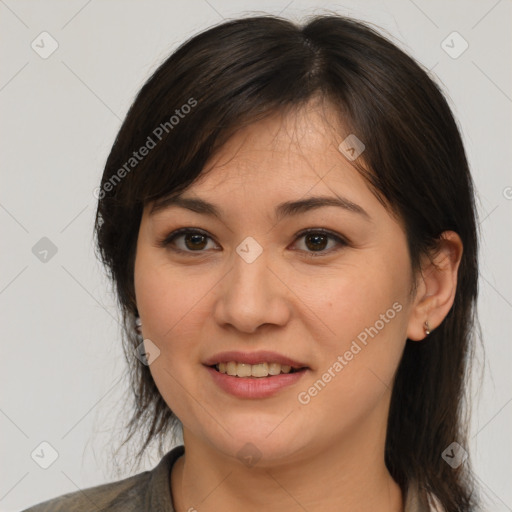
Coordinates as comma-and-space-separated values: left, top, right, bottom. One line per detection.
212, 247, 292, 334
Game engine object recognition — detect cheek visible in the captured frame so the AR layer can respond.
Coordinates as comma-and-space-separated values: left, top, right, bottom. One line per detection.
295, 278, 408, 436
310, 261, 408, 343
134, 245, 209, 340
133, 245, 221, 367
304, 253, 411, 391
134, 250, 207, 423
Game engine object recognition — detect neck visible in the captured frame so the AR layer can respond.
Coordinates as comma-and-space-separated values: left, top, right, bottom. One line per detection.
171, 423, 403, 512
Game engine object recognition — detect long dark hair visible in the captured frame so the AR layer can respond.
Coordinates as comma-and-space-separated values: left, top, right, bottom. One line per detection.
95, 14, 480, 511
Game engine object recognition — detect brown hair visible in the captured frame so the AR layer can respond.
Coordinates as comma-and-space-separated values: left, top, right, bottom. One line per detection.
95, 14, 480, 510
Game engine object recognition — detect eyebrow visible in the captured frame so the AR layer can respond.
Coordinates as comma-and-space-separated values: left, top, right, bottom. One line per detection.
150, 193, 371, 221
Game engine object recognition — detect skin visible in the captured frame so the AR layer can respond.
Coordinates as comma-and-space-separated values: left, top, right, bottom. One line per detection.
134, 100, 463, 512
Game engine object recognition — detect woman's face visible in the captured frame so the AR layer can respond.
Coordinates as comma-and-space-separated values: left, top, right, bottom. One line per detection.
134, 104, 419, 465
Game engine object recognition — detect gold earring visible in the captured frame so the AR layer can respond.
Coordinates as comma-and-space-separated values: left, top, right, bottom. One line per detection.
424, 321, 431, 336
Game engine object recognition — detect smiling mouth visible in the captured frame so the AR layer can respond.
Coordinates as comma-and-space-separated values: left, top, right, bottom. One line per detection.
210, 361, 307, 378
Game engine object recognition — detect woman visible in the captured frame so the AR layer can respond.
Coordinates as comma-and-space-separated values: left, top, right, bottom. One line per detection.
23, 13, 480, 512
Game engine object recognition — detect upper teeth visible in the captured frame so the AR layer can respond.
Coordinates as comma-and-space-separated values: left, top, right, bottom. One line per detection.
215, 361, 295, 378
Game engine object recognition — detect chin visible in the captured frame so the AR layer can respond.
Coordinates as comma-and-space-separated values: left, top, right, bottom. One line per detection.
201, 421, 311, 467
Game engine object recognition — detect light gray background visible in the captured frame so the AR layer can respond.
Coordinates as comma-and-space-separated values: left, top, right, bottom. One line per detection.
1, 1, 511, 511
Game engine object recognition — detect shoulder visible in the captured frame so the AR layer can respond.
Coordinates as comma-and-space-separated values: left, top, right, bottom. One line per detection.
20, 445, 185, 512
20, 472, 149, 512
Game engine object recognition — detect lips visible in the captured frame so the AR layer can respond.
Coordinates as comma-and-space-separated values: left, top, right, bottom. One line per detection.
202, 350, 308, 369
205, 365, 308, 398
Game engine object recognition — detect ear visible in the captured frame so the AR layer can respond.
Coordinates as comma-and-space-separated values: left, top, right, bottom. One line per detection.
407, 231, 463, 341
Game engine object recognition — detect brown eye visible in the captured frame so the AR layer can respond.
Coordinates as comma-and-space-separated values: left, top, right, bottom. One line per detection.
159, 228, 217, 254
304, 233, 329, 252
293, 229, 348, 258
183, 232, 208, 250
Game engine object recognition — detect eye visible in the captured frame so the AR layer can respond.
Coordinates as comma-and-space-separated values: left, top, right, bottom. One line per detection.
158, 227, 348, 257
292, 228, 348, 258
158, 228, 218, 255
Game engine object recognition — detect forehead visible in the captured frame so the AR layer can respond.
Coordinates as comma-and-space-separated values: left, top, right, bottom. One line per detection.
179, 106, 371, 203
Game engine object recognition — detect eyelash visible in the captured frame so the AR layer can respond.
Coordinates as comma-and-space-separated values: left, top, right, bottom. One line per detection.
158, 227, 348, 258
